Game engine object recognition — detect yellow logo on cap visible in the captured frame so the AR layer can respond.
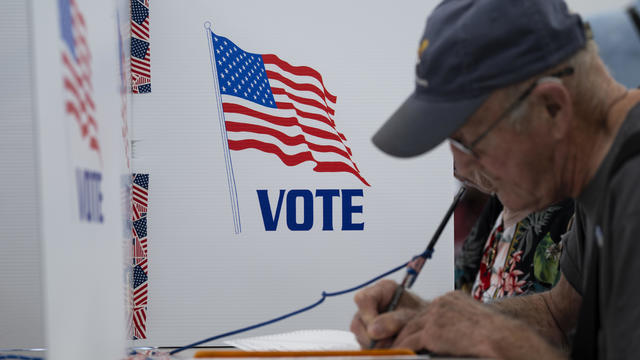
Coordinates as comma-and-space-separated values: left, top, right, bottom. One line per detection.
418, 39, 430, 57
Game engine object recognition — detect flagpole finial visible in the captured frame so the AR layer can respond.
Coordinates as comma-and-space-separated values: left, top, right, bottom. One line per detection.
204, 21, 212, 30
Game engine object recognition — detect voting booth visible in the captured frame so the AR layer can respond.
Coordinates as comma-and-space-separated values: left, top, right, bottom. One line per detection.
128, 0, 454, 348
0, 0, 131, 359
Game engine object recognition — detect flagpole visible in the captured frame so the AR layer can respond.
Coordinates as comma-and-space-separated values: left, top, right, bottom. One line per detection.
205, 21, 242, 234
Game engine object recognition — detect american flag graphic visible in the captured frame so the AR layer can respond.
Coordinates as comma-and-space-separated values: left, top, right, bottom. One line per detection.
59, 0, 101, 160
131, 173, 149, 339
131, 0, 151, 93
209, 29, 369, 186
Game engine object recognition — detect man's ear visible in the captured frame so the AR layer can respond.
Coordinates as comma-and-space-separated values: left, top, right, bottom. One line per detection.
532, 80, 572, 140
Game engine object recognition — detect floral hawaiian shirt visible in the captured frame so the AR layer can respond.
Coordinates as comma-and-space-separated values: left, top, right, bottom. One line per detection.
455, 196, 574, 301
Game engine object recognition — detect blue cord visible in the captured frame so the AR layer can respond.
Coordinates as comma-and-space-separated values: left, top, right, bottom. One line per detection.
0, 356, 44, 360
169, 253, 431, 355
424, 249, 434, 259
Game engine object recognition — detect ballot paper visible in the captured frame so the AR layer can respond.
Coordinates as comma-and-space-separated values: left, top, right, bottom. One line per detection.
224, 330, 360, 351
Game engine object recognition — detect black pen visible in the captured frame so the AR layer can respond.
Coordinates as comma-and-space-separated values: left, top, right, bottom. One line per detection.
369, 186, 466, 349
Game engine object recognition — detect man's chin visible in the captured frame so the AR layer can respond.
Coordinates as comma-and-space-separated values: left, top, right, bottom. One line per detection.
496, 193, 535, 213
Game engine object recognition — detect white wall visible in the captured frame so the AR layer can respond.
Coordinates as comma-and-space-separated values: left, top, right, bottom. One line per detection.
0, 0, 45, 349
566, 0, 633, 16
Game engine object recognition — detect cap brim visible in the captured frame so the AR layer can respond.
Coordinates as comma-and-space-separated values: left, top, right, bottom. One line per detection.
372, 92, 490, 158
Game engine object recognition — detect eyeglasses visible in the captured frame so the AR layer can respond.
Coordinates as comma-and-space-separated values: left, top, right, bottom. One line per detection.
449, 66, 575, 158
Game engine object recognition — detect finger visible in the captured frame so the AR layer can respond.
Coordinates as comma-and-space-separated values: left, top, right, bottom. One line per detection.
394, 310, 430, 342
398, 290, 428, 310
392, 330, 428, 352
371, 337, 394, 349
349, 313, 371, 348
353, 280, 398, 324
369, 308, 416, 340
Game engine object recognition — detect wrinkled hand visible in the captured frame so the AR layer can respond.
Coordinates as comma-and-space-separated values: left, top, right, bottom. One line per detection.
350, 279, 427, 349
393, 290, 518, 357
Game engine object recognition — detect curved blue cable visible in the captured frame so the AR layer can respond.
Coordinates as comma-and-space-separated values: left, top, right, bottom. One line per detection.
169, 256, 423, 355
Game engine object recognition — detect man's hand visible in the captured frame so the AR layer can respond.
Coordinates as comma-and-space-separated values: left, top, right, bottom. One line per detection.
350, 279, 427, 348
351, 285, 567, 359
391, 290, 566, 359
392, 290, 501, 356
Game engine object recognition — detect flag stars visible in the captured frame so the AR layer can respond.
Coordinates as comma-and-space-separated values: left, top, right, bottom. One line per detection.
211, 34, 276, 108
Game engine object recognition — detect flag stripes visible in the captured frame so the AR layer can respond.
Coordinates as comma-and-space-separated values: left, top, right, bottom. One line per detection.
210, 31, 368, 186
60, 0, 101, 160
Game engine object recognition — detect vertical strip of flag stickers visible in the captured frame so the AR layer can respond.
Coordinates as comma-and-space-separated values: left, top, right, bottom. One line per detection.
130, 0, 151, 93
131, 174, 149, 339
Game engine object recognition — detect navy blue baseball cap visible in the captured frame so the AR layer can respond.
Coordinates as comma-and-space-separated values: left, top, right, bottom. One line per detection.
373, 0, 587, 157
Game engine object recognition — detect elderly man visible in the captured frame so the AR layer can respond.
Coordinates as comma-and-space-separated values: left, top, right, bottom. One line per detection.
350, 0, 640, 359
